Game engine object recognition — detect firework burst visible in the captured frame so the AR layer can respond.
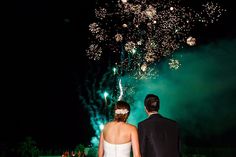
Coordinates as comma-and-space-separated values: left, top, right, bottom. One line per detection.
86, 0, 224, 78
86, 0, 225, 76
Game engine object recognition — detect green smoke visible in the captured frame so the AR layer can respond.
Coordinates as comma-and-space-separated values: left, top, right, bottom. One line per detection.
126, 39, 236, 139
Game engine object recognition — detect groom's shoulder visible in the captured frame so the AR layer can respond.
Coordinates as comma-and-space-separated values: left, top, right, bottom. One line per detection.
161, 116, 177, 122
138, 115, 178, 126
138, 118, 150, 126
157, 115, 178, 126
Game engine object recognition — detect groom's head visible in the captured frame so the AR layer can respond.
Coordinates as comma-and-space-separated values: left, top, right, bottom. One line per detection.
144, 94, 160, 112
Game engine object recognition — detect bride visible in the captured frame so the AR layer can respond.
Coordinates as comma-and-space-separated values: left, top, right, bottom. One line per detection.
98, 101, 141, 157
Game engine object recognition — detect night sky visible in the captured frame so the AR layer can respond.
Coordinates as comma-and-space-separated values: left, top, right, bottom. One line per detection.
3, 0, 236, 151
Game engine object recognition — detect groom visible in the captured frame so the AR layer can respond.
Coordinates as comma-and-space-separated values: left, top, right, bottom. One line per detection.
138, 94, 181, 157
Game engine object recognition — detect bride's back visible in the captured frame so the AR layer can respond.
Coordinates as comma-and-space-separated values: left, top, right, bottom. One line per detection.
103, 121, 133, 144
98, 101, 141, 157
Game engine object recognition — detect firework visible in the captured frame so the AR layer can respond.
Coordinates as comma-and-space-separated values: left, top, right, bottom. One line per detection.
95, 8, 107, 20
86, 44, 102, 60
169, 59, 181, 70
124, 41, 136, 52
141, 63, 148, 72
187, 36, 196, 46
86, 0, 225, 77
115, 33, 123, 42
89, 23, 100, 34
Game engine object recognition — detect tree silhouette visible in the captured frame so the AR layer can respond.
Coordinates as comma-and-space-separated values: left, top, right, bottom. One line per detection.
17, 136, 39, 157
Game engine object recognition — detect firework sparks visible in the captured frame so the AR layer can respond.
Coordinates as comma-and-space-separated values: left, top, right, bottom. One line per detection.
89, 23, 100, 34
86, 44, 102, 60
125, 41, 136, 52
169, 59, 181, 70
115, 33, 123, 42
187, 36, 196, 46
95, 8, 107, 20
86, 0, 225, 77
118, 79, 123, 101
141, 63, 147, 72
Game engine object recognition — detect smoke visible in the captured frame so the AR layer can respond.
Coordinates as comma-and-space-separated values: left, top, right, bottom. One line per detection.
81, 39, 236, 146
126, 39, 236, 138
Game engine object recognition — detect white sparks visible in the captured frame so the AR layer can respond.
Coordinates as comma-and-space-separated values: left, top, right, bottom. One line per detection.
118, 79, 123, 101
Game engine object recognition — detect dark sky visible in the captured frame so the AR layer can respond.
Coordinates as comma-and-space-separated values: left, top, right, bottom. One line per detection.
4, 0, 96, 149
2, 0, 236, 150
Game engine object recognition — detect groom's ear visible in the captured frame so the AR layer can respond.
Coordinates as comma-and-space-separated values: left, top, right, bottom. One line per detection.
144, 106, 148, 114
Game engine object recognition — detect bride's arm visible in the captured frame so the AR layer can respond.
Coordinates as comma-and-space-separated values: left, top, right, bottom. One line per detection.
98, 131, 104, 157
131, 126, 141, 157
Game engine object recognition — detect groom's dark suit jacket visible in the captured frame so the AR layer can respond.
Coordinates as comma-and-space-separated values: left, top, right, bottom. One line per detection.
138, 114, 181, 157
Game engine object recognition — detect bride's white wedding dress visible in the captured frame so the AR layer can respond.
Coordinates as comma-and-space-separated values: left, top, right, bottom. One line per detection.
103, 140, 131, 157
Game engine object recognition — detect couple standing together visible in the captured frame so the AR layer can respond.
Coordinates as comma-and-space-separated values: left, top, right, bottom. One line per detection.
98, 94, 181, 157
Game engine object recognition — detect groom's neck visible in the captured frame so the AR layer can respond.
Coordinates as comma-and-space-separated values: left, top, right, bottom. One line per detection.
148, 111, 158, 116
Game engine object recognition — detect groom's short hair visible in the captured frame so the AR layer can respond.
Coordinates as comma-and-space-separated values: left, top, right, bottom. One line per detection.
144, 94, 160, 112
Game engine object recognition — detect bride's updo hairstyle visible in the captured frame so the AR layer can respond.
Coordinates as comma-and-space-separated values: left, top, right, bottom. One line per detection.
114, 101, 130, 122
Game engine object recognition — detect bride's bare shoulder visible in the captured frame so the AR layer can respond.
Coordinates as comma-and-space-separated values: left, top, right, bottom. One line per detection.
125, 123, 137, 130
104, 121, 115, 128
